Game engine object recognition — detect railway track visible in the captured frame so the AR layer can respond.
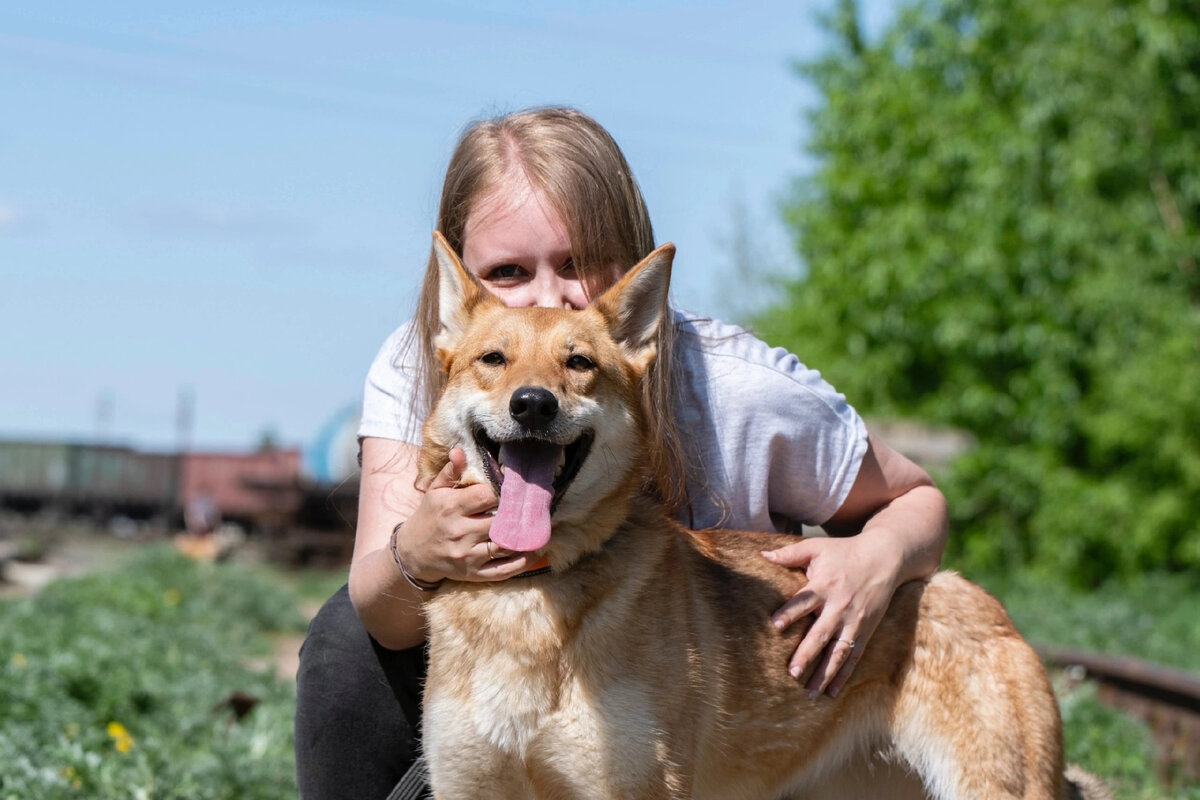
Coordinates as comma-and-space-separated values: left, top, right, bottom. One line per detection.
1039, 644, 1200, 786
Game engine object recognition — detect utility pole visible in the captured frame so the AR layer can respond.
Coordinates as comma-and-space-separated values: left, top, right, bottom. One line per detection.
175, 386, 195, 454
95, 391, 114, 443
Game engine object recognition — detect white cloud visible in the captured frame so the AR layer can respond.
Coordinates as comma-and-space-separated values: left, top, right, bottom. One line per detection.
0, 203, 41, 235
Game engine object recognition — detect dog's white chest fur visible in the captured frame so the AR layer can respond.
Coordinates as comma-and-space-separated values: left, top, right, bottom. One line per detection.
425, 589, 561, 753
423, 586, 668, 798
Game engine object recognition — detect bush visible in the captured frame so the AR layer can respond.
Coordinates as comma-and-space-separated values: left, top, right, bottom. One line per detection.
757, 0, 1200, 585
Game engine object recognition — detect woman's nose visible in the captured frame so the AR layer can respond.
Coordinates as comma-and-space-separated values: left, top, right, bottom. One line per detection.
532, 275, 574, 310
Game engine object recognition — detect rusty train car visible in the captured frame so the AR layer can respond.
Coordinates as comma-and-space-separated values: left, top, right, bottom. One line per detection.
0, 439, 302, 526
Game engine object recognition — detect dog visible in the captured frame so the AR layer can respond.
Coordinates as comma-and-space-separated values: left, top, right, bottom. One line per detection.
415, 232, 1108, 799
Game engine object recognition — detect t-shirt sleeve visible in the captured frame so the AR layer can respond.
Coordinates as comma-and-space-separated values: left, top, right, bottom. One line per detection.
754, 349, 868, 526
675, 318, 869, 530
357, 321, 424, 445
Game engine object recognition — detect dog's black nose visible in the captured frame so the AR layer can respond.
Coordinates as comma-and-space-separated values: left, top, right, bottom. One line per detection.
509, 386, 558, 430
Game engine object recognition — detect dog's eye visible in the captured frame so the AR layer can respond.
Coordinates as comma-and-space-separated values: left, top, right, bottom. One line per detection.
480, 351, 506, 366
565, 354, 594, 371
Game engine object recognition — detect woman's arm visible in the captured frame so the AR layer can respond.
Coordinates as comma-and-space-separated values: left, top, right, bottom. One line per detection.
348, 437, 538, 650
763, 431, 948, 698
347, 437, 430, 650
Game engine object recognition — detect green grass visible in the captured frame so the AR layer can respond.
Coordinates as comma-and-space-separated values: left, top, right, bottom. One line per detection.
979, 570, 1200, 672
0, 546, 304, 800
2, 545, 1196, 798
275, 565, 347, 607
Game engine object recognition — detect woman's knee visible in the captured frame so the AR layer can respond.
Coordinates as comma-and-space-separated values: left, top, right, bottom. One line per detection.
296, 584, 426, 725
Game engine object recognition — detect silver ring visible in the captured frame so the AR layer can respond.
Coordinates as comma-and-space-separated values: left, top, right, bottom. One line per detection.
836, 638, 857, 649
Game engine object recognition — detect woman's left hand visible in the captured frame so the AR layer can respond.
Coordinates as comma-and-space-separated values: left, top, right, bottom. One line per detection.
762, 432, 948, 699
763, 533, 901, 699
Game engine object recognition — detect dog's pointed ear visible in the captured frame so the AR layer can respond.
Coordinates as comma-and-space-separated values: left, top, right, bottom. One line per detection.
432, 231, 488, 353
593, 243, 674, 371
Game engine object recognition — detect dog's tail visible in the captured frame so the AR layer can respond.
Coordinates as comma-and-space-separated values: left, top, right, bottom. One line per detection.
1065, 764, 1113, 800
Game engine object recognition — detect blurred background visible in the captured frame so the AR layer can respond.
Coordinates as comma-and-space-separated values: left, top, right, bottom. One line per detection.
2, 0, 1198, 797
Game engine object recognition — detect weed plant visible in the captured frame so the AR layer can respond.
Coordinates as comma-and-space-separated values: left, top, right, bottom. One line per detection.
0, 546, 303, 799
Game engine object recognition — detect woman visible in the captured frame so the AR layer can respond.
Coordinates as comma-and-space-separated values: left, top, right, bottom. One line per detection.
295, 106, 947, 800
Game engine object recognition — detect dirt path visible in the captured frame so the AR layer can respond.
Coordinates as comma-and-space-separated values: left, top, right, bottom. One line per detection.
269, 600, 323, 681
0, 531, 145, 598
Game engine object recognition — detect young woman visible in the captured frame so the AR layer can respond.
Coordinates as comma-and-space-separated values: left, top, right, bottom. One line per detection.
295, 106, 948, 800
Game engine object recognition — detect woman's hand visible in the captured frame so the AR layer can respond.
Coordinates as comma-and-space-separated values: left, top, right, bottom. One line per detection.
396, 447, 536, 584
762, 432, 949, 699
762, 535, 901, 698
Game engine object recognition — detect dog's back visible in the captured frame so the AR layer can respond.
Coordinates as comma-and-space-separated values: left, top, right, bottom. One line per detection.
424, 499, 1073, 799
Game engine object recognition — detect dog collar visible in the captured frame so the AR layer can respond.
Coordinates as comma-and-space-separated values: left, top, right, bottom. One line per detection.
513, 556, 552, 580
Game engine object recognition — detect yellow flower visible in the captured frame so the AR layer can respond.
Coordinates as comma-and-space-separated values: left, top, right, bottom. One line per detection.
65, 722, 80, 739
60, 766, 82, 788
106, 721, 134, 753
10, 653, 26, 668
163, 588, 182, 606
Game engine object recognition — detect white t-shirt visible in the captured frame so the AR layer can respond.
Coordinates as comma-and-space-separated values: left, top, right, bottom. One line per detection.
359, 310, 868, 532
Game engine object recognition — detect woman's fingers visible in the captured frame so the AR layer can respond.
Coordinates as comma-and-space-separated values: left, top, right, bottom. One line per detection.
469, 551, 536, 582
452, 483, 500, 517
825, 632, 869, 698
761, 538, 818, 570
771, 588, 821, 633
803, 631, 859, 698
420, 447, 467, 491
787, 613, 838, 683
787, 604, 880, 698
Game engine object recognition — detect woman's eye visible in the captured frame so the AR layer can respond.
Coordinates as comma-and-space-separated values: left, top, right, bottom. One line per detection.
558, 258, 578, 278
565, 354, 594, 371
483, 264, 525, 281
480, 351, 506, 366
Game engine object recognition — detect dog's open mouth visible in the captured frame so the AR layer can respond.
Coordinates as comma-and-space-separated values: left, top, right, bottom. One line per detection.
473, 427, 593, 553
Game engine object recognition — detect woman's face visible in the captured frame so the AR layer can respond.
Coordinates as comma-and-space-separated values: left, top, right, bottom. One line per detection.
461, 178, 620, 310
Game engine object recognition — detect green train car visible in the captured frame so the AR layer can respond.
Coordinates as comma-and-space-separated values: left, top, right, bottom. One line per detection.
0, 440, 178, 519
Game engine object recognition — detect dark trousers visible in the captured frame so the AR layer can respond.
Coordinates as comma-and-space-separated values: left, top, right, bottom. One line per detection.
294, 584, 429, 800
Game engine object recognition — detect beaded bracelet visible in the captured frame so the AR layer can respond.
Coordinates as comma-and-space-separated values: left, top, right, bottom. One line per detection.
389, 522, 444, 592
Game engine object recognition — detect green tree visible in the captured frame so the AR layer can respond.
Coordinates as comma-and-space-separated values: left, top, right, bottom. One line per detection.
758, 0, 1200, 585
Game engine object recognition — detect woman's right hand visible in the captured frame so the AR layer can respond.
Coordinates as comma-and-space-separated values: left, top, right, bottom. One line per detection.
396, 447, 537, 584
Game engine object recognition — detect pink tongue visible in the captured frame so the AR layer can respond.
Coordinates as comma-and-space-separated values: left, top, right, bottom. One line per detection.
489, 441, 561, 552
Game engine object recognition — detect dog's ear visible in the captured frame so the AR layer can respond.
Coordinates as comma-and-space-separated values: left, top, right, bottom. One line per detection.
594, 243, 674, 371
432, 231, 489, 354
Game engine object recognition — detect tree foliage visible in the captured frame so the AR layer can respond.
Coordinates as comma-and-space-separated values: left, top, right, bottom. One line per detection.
758, 0, 1200, 585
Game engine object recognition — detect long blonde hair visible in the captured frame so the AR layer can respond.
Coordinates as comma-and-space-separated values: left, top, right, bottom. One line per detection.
407, 106, 689, 515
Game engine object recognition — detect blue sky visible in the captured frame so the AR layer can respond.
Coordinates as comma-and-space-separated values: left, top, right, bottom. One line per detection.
1, 1, 895, 454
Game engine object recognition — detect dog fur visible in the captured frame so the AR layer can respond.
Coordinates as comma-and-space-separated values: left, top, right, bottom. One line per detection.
415, 232, 1107, 800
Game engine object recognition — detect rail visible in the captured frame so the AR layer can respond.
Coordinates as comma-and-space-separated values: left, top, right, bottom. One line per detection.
1039, 644, 1200, 786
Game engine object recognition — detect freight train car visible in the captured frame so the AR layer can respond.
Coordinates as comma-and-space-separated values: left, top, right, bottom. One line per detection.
177, 449, 302, 526
0, 440, 178, 520
0, 440, 300, 527
0, 441, 72, 509
68, 445, 178, 519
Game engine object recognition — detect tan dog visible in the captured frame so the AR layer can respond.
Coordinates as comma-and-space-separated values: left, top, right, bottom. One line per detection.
416, 233, 1107, 800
